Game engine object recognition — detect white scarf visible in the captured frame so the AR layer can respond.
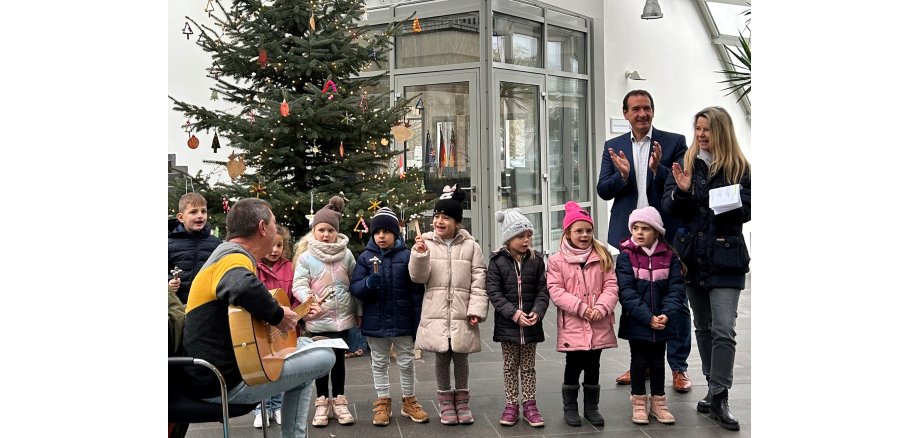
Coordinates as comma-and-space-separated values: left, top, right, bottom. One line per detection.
306, 233, 350, 263
698, 149, 713, 166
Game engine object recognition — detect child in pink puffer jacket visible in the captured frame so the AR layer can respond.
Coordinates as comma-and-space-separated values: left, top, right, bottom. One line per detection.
546, 201, 619, 428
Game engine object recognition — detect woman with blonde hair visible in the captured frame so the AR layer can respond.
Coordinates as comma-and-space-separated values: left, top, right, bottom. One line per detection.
663, 106, 750, 431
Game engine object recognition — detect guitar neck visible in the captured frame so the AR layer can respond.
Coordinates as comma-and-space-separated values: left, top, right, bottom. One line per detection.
291, 294, 326, 322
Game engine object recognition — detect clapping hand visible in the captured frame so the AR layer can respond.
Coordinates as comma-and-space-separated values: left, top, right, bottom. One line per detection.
671, 162, 691, 192
608, 148, 631, 180
648, 141, 662, 175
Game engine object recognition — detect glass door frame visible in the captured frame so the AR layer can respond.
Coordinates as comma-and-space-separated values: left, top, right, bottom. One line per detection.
489, 68, 549, 254
393, 69, 485, 243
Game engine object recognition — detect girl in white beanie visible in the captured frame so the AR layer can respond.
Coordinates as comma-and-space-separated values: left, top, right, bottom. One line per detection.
485, 208, 550, 427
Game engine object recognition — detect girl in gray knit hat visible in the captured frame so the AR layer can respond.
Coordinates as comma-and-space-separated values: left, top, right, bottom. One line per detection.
486, 208, 550, 428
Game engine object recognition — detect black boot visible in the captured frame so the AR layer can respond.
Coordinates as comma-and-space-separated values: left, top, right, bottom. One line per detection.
697, 390, 712, 413
581, 384, 604, 426
709, 390, 740, 431
697, 377, 712, 413
561, 384, 581, 426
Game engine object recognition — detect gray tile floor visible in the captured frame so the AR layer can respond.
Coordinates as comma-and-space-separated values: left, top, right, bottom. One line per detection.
186, 274, 751, 438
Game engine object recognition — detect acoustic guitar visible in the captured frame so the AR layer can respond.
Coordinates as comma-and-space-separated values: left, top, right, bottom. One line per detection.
228, 288, 323, 385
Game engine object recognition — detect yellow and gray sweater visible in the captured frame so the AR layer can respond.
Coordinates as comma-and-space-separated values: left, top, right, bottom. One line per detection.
181, 241, 284, 399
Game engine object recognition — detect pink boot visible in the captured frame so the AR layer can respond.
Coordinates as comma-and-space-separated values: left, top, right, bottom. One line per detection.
522, 399, 544, 427
499, 403, 518, 426
454, 389, 474, 424
437, 390, 458, 425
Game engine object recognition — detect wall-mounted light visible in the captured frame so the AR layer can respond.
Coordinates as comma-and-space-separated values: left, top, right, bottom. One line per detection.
625, 70, 646, 80
642, 0, 663, 20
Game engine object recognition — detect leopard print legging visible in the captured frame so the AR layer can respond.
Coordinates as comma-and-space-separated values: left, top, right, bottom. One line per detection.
501, 342, 537, 405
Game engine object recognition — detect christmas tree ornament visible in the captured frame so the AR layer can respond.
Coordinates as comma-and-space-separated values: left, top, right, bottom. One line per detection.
182, 119, 192, 134
368, 199, 382, 212
187, 135, 200, 149
210, 90, 219, 100
339, 140, 345, 157
250, 182, 267, 198
182, 22, 194, 40
205, 0, 214, 17
353, 213, 369, 238
381, 137, 389, 146
209, 66, 221, 79
280, 98, 290, 117
227, 151, 247, 179
222, 195, 230, 213
211, 130, 221, 153
310, 14, 316, 32
414, 97, 424, 114
249, 110, 256, 125
391, 124, 411, 143
322, 79, 337, 100
197, 33, 205, 44
305, 190, 316, 223
369, 47, 380, 62
413, 17, 422, 33
259, 48, 268, 69
342, 112, 354, 125
358, 91, 368, 113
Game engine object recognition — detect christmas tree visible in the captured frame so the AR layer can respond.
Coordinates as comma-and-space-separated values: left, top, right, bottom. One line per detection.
170, 0, 427, 250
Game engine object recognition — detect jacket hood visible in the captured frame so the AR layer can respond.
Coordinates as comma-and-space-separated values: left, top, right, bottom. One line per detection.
489, 246, 542, 262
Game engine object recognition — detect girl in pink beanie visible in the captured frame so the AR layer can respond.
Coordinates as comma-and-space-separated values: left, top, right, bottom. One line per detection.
615, 206, 686, 425
546, 201, 619, 427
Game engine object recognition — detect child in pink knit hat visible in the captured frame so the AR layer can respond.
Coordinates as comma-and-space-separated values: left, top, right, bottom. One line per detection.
546, 201, 619, 427
615, 206, 686, 425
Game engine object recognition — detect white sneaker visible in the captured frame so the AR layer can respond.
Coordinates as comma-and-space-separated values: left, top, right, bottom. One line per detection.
253, 413, 264, 429
273, 409, 282, 425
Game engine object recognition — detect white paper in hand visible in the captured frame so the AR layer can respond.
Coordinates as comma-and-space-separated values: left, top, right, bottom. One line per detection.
284, 338, 349, 359
709, 184, 742, 215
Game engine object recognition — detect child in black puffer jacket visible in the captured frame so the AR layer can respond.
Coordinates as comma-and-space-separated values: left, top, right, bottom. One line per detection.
486, 208, 550, 428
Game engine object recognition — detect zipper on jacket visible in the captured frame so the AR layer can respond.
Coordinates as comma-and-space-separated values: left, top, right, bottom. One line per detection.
579, 264, 593, 349
515, 257, 525, 345
648, 256, 655, 343
447, 243, 453, 340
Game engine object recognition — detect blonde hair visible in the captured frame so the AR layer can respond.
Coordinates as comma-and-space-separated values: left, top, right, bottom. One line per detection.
560, 230, 614, 272
178, 192, 207, 213
683, 106, 750, 184
292, 234, 309, 263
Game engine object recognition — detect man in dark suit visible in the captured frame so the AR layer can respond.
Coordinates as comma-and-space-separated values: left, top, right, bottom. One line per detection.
596, 90, 693, 392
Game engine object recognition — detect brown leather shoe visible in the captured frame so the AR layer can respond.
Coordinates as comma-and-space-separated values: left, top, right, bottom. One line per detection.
672, 371, 692, 393
615, 370, 631, 385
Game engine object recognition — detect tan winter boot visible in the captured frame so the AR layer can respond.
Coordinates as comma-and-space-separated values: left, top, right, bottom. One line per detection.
372, 396, 392, 426
401, 395, 430, 423
312, 396, 329, 427
630, 394, 649, 425
649, 395, 675, 424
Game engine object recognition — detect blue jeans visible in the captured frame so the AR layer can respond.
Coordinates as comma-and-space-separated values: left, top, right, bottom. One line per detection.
253, 393, 283, 415
346, 326, 368, 353
666, 298, 692, 372
686, 285, 741, 396
205, 337, 336, 438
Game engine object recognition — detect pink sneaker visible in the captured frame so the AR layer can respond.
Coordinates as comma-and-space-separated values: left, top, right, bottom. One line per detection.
522, 399, 544, 427
499, 403, 519, 426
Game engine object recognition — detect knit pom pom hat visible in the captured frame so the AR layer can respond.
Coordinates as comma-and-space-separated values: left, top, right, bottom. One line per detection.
370, 206, 401, 238
312, 195, 345, 231
496, 208, 534, 244
562, 201, 594, 231
628, 206, 666, 237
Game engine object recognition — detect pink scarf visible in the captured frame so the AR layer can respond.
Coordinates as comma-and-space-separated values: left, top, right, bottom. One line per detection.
560, 238, 593, 264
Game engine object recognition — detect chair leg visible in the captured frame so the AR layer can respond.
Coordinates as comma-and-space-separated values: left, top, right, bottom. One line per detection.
260, 401, 270, 438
